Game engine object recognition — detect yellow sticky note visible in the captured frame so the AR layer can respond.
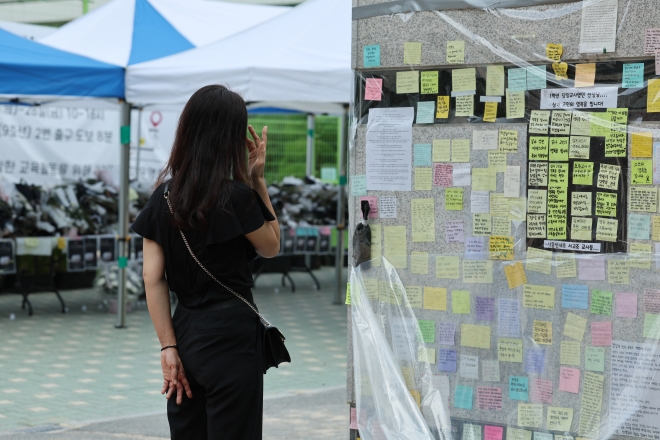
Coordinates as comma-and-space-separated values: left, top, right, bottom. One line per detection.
564, 312, 587, 341
572, 162, 593, 186
574, 63, 596, 87
396, 71, 419, 94
652, 216, 660, 240
384, 225, 407, 268
499, 130, 518, 152
518, 403, 544, 429
473, 214, 492, 236
528, 189, 548, 214
560, 340, 581, 366
507, 428, 532, 440
526, 247, 552, 275
371, 224, 381, 267
630, 187, 657, 212
506, 89, 525, 119
508, 197, 527, 222
460, 324, 491, 349
632, 160, 653, 185
596, 163, 620, 190
533, 320, 553, 345
411, 251, 429, 274
418, 347, 436, 364
548, 162, 569, 186
446, 40, 465, 64
411, 198, 435, 242
462, 260, 493, 284
436, 256, 459, 279
549, 137, 569, 161
632, 132, 653, 157
489, 236, 514, 260
552, 62, 568, 80
455, 95, 474, 117
523, 284, 555, 310
547, 407, 574, 431
432, 139, 451, 162
414, 167, 432, 191
595, 192, 617, 217
556, 253, 577, 278
504, 262, 527, 289
472, 168, 496, 191
569, 135, 590, 159
452, 68, 476, 92
421, 71, 438, 94
596, 218, 618, 242
630, 243, 652, 269
403, 42, 421, 65
572, 111, 592, 136
529, 136, 549, 161
488, 151, 507, 172
498, 338, 523, 363
451, 139, 470, 162
345, 282, 351, 305
571, 192, 592, 216
363, 278, 380, 300
492, 216, 511, 236
483, 102, 498, 122
605, 131, 627, 157
486, 65, 505, 96
490, 193, 509, 217
405, 286, 423, 308
423, 287, 447, 310
648, 78, 660, 113
452, 290, 471, 314
571, 217, 593, 240
608, 259, 629, 285
436, 96, 450, 119
445, 188, 463, 211
526, 213, 546, 238
546, 43, 563, 61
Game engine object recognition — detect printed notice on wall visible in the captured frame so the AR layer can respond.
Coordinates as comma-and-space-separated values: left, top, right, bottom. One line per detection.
540, 87, 618, 110
366, 107, 414, 191
579, 0, 618, 53
610, 340, 660, 439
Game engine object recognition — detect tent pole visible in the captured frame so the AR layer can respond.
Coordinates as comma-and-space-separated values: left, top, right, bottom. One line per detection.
333, 105, 348, 305
135, 107, 143, 181
306, 113, 315, 176
116, 101, 131, 329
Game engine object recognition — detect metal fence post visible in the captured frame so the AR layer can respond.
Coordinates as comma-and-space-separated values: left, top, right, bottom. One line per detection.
116, 101, 131, 329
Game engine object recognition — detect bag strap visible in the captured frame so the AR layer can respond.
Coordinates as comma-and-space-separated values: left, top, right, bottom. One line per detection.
163, 188, 271, 327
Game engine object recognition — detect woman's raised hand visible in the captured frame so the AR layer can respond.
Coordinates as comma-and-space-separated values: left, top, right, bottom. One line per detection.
247, 125, 267, 184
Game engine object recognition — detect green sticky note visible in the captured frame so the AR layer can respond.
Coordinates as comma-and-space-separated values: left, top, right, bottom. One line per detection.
120, 126, 130, 145
529, 137, 549, 161
590, 112, 612, 137
445, 188, 464, 211
644, 314, 660, 339
605, 131, 627, 157
345, 283, 351, 305
452, 290, 471, 314
585, 346, 605, 372
595, 192, 617, 217
590, 289, 612, 315
548, 163, 569, 187
363, 44, 380, 67
632, 160, 653, 185
421, 71, 439, 94
549, 137, 569, 161
418, 319, 435, 343
572, 161, 594, 185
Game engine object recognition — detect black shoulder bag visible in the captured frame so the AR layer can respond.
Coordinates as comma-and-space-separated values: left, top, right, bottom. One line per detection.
164, 189, 291, 374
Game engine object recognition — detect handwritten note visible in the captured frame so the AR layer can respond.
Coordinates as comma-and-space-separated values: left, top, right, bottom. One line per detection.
509, 376, 529, 401
433, 163, 452, 187
575, 63, 596, 87
460, 354, 479, 379
498, 338, 523, 363
411, 198, 435, 242
533, 320, 552, 345
452, 139, 471, 162
498, 298, 521, 338
421, 71, 438, 94
531, 379, 553, 404
518, 403, 543, 429
454, 385, 473, 409
508, 68, 526, 92
529, 137, 549, 160
591, 321, 612, 346
436, 96, 450, 118
452, 68, 476, 92
474, 130, 499, 150
452, 290, 471, 314
478, 387, 502, 410
445, 188, 463, 211
423, 287, 446, 311
585, 346, 605, 372
570, 136, 591, 159
456, 95, 474, 117
415, 167, 432, 191
506, 90, 525, 119
526, 66, 547, 90
487, 66, 505, 96
523, 284, 555, 310
526, 247, 552, 275
416, 101, 435, 124
632, 132, 653, 158
616, 292, 637, 318
363, 44, 380, 67
436, 256, 459, 279
453, 163, 471, 187
411, 252, 428, 275
447, 40, 465, 64
596, 217, 618, 242
489, 236, 514, 260
562, 284, 589, 310
547, 407, 574, 431
463, 260, 493, 284
623, 63, 644, 88
445, 220, 464, 243
595, 192, 617, 217
437, 322, 455, 345
364, 78, 382, 101
438, 349, 457, 372
396, 71, 419, 94
461, 324, 491, 349
483, 360, 500, 382
351, 175, 367, 196
564, 313, 587, 341
403, 42, 421, 64
632, 160, 653, 185
591, 289, 612, 315
556, 253, 577, 278
607, 259, 629, 285
384, 225, 407, 268
504, 262, 527, 289
560, 340, 581, 365
484, 101, 498, 122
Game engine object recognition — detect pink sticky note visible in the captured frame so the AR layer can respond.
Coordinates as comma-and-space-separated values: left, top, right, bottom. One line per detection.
350, 407, 358, 429
591, 321, 612, 346
644, 289, 660, 314
365, 78, 383, 101
477, 386, 502, 410
433, 163, 453, 187
359, 196, 378, 218
559, 367, 580, 393
578, 257, 605, 281
530, 378, 553, 404
485, 425, 504, 440
616, 293, 638, 318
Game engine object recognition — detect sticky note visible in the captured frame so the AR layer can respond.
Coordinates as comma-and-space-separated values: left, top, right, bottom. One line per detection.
644, 313, 660, 339
578, 257, 606, 280
432, 139, 451, 162
489, 236, 514, 260
596, 163, 620, 190
421, 71, 439, 94
533, 321, 552, 345
452, 68, 476, 92
360, 196, 378, 218
571, 217, 592, 240
571, 111, 592, 136
438, 323, 456, 345
498, 338, 523, 363
414, 167, 432, 191
418, 347, 435, 364
550, 111, 572, 135
416, 102, 435, 124
591, 289, 612, 315
564, 313, 587, 341
499, 130, 518, 152
498, 298, 521, 338
351, 175, 367, 196
607, 259, 629, 285
464, 424, 482, 440
473, 214, 492, 236
518, 403, 543, 429
506, 89, 525, 119
474, 130, 498, 150
445, 188, 463, 211
461, 324, 491, 349
478, 388, 503, 410
526, 66, 547, 90
507, 428, 532, 440
632, 132, 653, 157
384, 225, 407, 269
423, 287, 446, 311
574, 63, 596, 87
530, 379, 553, 404
445, 220, 464, 243
411, 198, 435, 242
462, 260, 493, 284
572, 162, 593, 186
527, 190, 547, 214
438, 349, 457, 372
396, 71, 419, 94
559, 367, 580, 393
526, 248, 552, 275
546, 43, 563, 61
414, 144, 432, 167
456, 95, 474, 116
509, 376, 529, 401
529, 137, 549, 161
486, 65, 505, 96
551, 62, 567, 80
482, 360, 500, 382
562, 284, 589, 310
453, 163, 471, 187
547, 407, 573, 431
529, 110, 550, 134
491, 217, 510, 236
472, 168, 496, 191
363, 44, 380, 67
649, 78, 660, 112
436, 96, 450, 118
460, 354, 479, 379
523, 284, 555, 310
549, 137, 569, 161
364, 78, 382, 101
476, 296, 495, 321
630, 187, 657, 213
447, 40, 465, 64
488, 151, 507, 172
484, 102, 498, 122
436, 256, 459, 279
585, 346, 605, 372
411, 252, 429, 275
507, 68, 526, 92
616, 292, 637, 318
406, 286, 423, 308
591, 321, 612, 346
529, 162, 548, 186
572, 192, 592, 215
418, 319, 435, 343
379, 198, 396, 219
605, 131, 627, 157
560, 340, 581, 366
622, 63, 644, 88
403, 42, 421, 64
454, 385, 473, 409
632, 160, 653, 185
556, 253, 577, 278
595, 192, 617, 217
596, 217, 618, 242
452, 139, 470, 162
452, 290, 471, 314
630, 243, 652, 269
433, 163, 452, 187
504, 262, 527, 289
471, 191, 490, 214
569, 136, 590, 159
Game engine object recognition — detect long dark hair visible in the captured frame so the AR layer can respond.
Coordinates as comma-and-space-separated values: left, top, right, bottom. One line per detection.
156, 85, 249, 230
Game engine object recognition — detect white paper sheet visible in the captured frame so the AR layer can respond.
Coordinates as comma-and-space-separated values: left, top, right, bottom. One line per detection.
473, 130, 499, 150
579, 0, 618, 53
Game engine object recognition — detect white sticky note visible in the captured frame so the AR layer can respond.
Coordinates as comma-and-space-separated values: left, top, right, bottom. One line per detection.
380, 196, 397, 218
471, 191, 490, 214
473, 130, 499, 150
453, 163, 472, 187
504, 166, 521, 198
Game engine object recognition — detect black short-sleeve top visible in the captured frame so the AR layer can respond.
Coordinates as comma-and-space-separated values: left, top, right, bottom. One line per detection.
131, 181, 275, 309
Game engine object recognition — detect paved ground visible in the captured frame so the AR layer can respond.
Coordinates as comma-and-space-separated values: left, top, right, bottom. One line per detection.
0, 267, 348, 438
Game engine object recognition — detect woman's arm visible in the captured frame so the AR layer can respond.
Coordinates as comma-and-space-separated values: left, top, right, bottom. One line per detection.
143, 238, 192, 404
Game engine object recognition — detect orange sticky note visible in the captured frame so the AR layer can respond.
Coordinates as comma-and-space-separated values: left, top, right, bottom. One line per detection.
575, 63, 596, 88
632, 132, 653, 158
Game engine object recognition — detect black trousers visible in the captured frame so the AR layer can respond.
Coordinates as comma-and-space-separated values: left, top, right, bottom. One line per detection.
168, 298, 263, 440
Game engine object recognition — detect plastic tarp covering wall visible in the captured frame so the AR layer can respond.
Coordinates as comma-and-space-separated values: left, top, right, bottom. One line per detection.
349, 1, 660, 439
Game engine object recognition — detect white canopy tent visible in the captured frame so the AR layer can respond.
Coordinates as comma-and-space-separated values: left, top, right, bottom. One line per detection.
40, 0, 289, 67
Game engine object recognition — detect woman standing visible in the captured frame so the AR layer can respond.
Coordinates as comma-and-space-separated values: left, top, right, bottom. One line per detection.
132, 85, 280, 439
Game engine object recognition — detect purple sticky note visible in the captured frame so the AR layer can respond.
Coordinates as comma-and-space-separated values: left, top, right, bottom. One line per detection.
438, 322, 456, 346
438, 349, 457, 372
616, 293, 638, 318
525, 349, 546, 374
498, 299, 520, 337
476, 297, 495, 321
578, 257, 605, 281
446, 220, 465, 243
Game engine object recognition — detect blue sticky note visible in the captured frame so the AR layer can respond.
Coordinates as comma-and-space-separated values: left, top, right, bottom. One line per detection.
561, 284, 589, 309
363, 45, 381, 68
454, 385, 473, 409
622, 63, 644, 89
526, 66, 547, 90
629, 214, 651, 240
438, 349, 457, 372
525, 349, 546, 374
416, 102, 435, 124
508, 68, 527, 92
509, 376, 528, 401
414, 144, 432, 167
350, 175, 367, 196
498, 298, 520, 337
